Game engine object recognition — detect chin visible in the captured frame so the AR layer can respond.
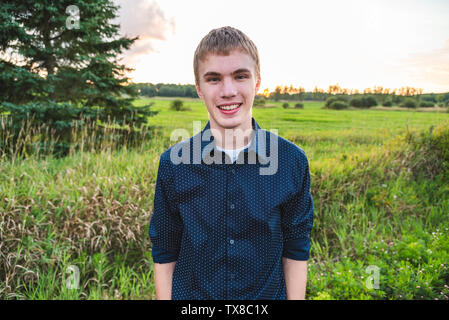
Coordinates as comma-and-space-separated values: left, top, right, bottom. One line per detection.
218, 119, 241, 129
222, 115, 251, 129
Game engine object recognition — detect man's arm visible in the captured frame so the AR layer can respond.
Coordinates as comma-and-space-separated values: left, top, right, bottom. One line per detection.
154, 261, 176, 300
282, 257, 308, 300
150, 156, 182, 300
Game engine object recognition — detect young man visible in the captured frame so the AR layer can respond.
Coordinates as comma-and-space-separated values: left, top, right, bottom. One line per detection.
149, 26, 314, 300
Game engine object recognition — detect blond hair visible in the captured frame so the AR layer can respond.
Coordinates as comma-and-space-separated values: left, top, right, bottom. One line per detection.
193, 26, 260, 86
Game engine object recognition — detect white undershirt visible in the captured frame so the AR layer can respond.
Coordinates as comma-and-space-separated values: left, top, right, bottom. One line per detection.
216, 141, 251, 163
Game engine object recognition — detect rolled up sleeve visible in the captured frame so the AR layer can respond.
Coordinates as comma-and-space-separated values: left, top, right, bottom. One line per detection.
281, 151, 314, 261
149, 155, 183, 263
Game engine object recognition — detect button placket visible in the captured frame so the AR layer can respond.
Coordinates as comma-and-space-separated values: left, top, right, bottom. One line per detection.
226, 164, 239, 297
225, 165, 232, 298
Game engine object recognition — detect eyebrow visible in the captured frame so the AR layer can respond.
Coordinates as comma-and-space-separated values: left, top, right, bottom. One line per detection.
203, 68, 251, 78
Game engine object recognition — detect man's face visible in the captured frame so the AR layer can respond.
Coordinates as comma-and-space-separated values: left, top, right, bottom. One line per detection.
196, 50, 261, 133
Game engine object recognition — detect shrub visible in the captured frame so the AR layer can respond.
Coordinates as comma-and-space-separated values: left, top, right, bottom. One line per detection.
282, 102, 290, 109
328, 101, 349, 110
393, 95, 403, 105
401, 99, 418, 109
421, 95, 437, 103
419, 101, 434, 108
170, 99, 184, 111
294, 103, 304, 109
405, 122, 449, 179
351, 96, 378, 108
254, 98, 266, 106
323, 97, 348, 110
382, 99, 393, 107
364, 96, 378, 108
324, 97, 338, 108
350, 97, 363, 108
335, 95, 350, 102
324, 96, 345, 108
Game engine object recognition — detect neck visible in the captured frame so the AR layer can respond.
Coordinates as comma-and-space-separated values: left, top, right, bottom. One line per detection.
210, 118, 253, 150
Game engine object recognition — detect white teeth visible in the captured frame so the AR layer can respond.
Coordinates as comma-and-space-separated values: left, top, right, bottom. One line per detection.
218, 104, 240, 110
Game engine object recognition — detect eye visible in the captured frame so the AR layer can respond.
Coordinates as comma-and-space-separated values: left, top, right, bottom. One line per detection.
236, 74, 249, 80
206, 77, 220, 83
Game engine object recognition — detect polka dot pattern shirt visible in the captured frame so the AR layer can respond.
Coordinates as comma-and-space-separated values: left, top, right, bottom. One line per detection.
149, 118, 314, 300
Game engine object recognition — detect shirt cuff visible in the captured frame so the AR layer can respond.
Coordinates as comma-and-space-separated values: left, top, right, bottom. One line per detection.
282, 238, 311, 261
151, 243, 179, 263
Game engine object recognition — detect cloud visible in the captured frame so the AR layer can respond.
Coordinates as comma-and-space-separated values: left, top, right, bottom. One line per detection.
113, 0, 175, 66
397, 39, 449, 92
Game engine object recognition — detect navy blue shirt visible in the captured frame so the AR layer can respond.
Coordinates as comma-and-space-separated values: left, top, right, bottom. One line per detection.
149, 118, 314, 300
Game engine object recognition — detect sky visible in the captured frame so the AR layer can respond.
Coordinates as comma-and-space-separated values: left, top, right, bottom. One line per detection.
114, 0, 449, 93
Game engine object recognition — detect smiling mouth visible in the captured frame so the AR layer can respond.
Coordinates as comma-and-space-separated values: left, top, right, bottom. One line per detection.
217, 103, 242, 111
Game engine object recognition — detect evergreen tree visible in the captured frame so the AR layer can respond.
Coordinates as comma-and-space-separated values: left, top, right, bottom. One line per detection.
0, 0, 156, 156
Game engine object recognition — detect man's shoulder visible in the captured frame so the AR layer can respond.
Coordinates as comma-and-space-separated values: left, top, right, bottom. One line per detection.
159, 133, 198, 163
263, 129, 309, 164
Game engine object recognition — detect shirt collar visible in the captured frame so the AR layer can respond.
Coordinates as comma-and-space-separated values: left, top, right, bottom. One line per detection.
200, 117, 267, 162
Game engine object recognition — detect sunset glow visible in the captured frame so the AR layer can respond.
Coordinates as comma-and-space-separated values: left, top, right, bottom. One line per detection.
115, 0, 449, 93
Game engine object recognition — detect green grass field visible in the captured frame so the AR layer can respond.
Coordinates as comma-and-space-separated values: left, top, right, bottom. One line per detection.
1, 98, 448, 300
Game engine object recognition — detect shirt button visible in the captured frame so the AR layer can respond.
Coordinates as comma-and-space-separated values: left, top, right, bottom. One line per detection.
230, 204, 235, 210
229, 239, 234, 245
231, 169, 236, 174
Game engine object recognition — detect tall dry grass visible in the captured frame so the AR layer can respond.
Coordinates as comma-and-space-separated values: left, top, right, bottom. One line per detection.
1, 110, 448, 300
0, 115, 168, 299
0, 114, 155, 162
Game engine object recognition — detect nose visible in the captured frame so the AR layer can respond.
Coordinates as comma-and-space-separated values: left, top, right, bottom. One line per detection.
221, 77, 237, 98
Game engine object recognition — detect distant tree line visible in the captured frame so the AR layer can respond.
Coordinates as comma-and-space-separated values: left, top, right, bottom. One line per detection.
259, 84, 449, 108
132, 82, 449, 109
133, 83, 199, 98
322, 93, 449, 110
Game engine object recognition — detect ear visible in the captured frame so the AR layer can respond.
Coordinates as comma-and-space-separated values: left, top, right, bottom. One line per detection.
196, 83, 204, 99
255, 75, 261, 94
